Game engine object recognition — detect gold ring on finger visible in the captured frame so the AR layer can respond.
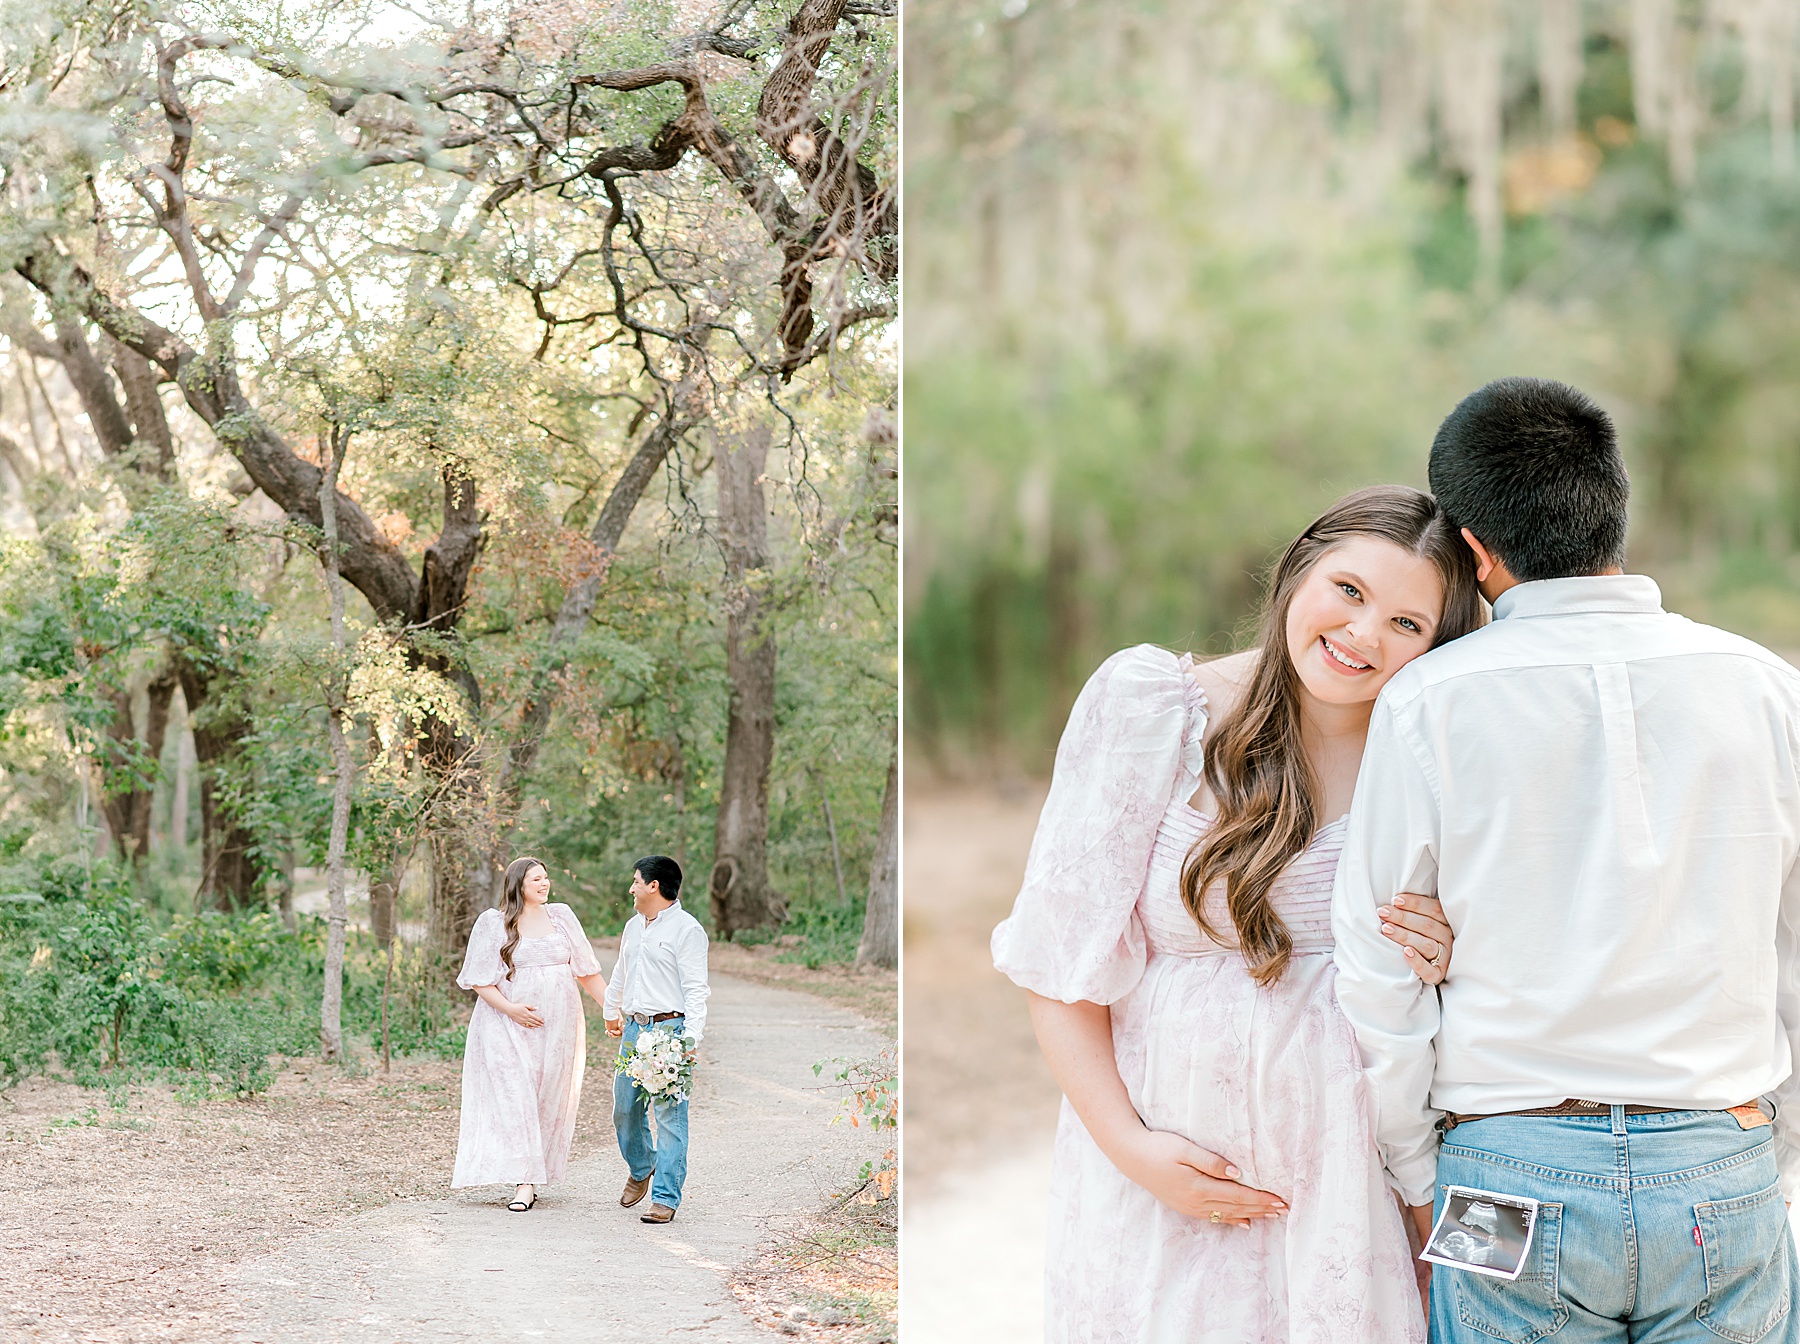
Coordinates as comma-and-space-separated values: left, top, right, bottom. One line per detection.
1210, 1211, 1221, 1224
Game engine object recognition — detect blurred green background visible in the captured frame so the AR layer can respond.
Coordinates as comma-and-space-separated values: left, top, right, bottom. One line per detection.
905, 0, 1800, 772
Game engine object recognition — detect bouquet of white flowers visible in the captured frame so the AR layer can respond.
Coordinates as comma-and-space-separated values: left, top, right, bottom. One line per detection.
614, 1024, 697, 1102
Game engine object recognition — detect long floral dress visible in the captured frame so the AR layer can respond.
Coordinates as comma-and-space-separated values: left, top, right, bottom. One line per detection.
452, 902, 602, 1188
991, 645, 1426, 1344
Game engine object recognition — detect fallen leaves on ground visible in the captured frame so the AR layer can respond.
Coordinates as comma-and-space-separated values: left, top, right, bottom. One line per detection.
730, 1190, 897, 1342
0, 1053, 474, 1342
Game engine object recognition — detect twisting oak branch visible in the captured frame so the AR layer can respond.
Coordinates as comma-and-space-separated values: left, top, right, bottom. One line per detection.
755, 0, 895, 278
15, 246, 421, 621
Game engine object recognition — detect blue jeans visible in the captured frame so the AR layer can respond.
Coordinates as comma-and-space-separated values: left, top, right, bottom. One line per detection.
1431, 1107, 1797, 1344
613, 1015, 690, 1210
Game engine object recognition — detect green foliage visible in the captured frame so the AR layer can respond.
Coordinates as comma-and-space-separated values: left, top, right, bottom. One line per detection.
160, 910, 294, 995
0, 847, 466, 1094
0, 871, 297, 1094
908, 0, 1800, 764
813, 1050, 897, 1196
784, 898, 867, 967
0, 0, 896, 1054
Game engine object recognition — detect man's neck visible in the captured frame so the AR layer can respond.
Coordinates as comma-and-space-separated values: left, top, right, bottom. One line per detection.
1486, 564, 1626, 605
643, 899, 676, 924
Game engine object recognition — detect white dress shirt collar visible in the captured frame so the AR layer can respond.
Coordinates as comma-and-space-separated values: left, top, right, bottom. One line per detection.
1491, 573, 1664, 622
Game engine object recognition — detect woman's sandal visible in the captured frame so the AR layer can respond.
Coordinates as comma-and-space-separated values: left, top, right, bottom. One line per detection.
507, 1189, 537, 1212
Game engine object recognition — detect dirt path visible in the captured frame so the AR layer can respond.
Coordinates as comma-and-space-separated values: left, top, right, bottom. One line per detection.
227, 973, 888, 1343
901, 782, 1060, 1343
0, 968, 891, 1343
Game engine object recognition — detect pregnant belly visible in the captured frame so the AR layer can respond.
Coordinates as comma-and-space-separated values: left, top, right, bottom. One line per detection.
498, 965, 580, 1007
1109, 952, 1371, 1193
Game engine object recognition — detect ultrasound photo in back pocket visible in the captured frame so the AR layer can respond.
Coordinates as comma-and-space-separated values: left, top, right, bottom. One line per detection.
1420, 1186, 1539, 1281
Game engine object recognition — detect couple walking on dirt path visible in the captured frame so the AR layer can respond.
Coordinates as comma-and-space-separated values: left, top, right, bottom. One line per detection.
451, 853, 710, 1225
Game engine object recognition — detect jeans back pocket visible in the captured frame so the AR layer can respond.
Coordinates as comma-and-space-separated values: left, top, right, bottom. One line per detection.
1695, 1180, 1793, 1344
1454, 1202, 1569, 1344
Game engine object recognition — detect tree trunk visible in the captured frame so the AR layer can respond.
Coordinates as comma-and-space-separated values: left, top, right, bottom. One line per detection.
370, 870, 397, 948
428, 813, 493, 964
709, 422, 785, 939
105, 336, 176, 479
175, 660, 263, 910
275, 841, 296, 933
99, 665, 177, 868
318, 426, 356, 1063
168, 695, 192, 851
856, 741, 897, 970
811, 768, 847, 905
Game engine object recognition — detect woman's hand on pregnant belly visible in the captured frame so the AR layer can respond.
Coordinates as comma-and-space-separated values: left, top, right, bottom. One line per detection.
1120, 1130, 1288, 1227
506, 1002, 545, 1029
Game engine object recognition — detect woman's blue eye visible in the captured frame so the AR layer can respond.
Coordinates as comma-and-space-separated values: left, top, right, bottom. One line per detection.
1397, 618, 1420, 633
1339, 582, 1360, 599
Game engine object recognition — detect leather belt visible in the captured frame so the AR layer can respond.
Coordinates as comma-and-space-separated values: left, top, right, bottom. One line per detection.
628, 1010, 684, 1026
1441, 1098, 1768, 1133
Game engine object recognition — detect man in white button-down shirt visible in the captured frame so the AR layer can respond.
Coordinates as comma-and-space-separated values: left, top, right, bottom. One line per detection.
603, 854, 711, 1224
1333, 378, 1800, 1343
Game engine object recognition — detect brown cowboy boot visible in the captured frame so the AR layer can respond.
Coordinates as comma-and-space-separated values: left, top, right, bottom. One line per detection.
639, 1203, 676, 1224
620, 1174, 651, 1208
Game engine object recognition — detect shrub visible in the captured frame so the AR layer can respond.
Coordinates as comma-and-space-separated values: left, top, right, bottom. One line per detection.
0, 856, 464, 1095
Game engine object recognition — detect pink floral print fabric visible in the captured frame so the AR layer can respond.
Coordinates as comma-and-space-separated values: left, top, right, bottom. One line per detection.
451, 902, 602, 1188
992, 644, 1427, 1344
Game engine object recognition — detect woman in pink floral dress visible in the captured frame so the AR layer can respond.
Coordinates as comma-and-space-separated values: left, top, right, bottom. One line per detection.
993, 486, 1484, 1342
453, 856, 609, 1211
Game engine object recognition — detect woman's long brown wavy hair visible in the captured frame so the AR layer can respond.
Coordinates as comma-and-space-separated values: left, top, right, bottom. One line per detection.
498, 855, 547, 977
1180, 486, 1484, 986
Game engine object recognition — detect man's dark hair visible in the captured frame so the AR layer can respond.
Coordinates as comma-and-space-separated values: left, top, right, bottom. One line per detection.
1427, 377, 1629, 582
633, 855, 683, 901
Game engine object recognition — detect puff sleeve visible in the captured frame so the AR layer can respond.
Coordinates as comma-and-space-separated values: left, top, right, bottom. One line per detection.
990, 644, 1204, 1004
456, 908, 507, 990
549, 904, 603, 977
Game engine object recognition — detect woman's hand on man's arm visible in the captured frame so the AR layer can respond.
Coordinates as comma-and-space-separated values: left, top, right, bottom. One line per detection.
1379, 893, 1454, 986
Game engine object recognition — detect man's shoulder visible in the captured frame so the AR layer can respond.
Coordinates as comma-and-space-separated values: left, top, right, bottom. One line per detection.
670, 903, 710, 941
1384, 607, 1800, 709
1662, 614, 1800, 670
1377, 621, 1514, 708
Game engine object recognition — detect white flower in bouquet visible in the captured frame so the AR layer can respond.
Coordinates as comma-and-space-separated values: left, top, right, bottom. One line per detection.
615, 1024, 697, 1101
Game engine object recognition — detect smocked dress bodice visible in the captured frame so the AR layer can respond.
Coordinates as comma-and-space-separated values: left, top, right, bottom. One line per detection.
1141, 802, 1346, 961
501, 930, 577, 974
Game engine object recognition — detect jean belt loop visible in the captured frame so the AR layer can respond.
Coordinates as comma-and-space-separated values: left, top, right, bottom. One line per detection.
1611, 1103, 1627, 1136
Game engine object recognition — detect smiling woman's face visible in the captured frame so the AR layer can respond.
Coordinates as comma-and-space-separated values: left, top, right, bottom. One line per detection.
521, 865, 550, 904
1283, 535, 1445, 708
